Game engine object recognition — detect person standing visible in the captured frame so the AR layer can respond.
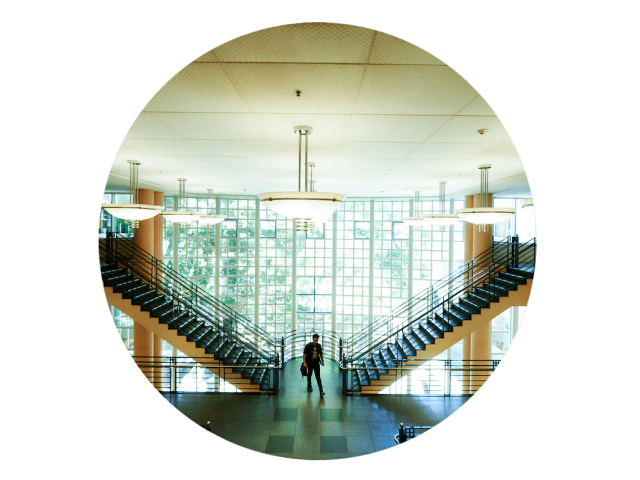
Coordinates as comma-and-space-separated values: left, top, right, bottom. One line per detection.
303, 333, 325, 396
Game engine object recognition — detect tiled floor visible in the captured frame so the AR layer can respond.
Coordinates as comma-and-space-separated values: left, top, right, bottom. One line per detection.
162, 362, 470, 460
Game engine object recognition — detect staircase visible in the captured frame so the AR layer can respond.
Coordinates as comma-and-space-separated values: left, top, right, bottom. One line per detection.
100, 234, 278, 393
344, 237, 536, 394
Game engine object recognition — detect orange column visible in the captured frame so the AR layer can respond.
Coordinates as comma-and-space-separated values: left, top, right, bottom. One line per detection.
152, 190, 164, 388
462, 195, 474, 394
470, 192, 493, 393
134, 189, 154, 383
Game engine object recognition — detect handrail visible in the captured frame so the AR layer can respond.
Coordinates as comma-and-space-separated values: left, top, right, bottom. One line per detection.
346, 237, 535, 362
101, 233, 535, 371
103, 232, 276, 344
344, 237, 516, 348
100, 235, 276, 360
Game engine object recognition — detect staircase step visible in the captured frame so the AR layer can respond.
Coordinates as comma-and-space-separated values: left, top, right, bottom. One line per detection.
112, 278, 142, 293
151, 302, 177, 319
122, 283, 150, 299
178, 318, 202, 337
395, 338, 409, 360
197, 330, 222, 350
449, 304, 472, 320
440, 308, 466, 326
466, 292, 490, 308
410, 325, 431, 346
225, 346, 244, 364
405, 330, 425, 351
364, 357, 379, 380
104, 273, 133, 287
234, 350, 252, 366
187, 324, 212, 344
131, 290, 160, 306
140, 295, 168, 312
371, 352, 388, 375
416, 323, 436, 344
507, 266, 534, 279
499, 272, 528, 285
102, 269, 126, 281
164, 310, 190, 327
457, 297, 482, 314
475, 285, 509, 301
205, 337, 228, 356
492, 277, 519, 290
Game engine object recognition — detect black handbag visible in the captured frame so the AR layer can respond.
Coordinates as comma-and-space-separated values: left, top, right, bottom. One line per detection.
300, 363, 308, 377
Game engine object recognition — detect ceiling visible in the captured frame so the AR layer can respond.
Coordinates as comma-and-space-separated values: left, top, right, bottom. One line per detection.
106, 22, 530, 200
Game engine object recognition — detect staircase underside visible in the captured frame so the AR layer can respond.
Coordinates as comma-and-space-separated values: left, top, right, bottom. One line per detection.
357, 278, 533, 394
104, 286, 265, 393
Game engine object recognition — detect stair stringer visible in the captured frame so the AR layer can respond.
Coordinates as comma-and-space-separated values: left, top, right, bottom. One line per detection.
105, 286, 263, 393
359, 278, 532, 394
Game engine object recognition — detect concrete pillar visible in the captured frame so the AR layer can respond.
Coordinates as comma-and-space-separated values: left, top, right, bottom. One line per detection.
152, 190, 165, 389
154, 191, 164, 263
470, 322, 492, 393
134, 189, 154, 383
470, 192, 493, 393
153, 334, 164, 389
462, 195, 474, 394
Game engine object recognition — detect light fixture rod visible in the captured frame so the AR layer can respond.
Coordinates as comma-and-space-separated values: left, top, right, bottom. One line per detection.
439, 181, 446, 214
178, 178, 186, 211
298, 131, 302, 192
128, 161, 140, 205
415, 191, 420, 216
304, 132, 309, 192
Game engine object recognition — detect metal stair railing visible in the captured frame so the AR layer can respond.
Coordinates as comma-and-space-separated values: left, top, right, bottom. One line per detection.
99, 232, 278, 362
345, 237, 536, 363
343, 237, 515, 353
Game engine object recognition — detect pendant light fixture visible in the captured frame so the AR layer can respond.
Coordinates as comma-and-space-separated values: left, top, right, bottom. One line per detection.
102, 161, 164, 228
197, 189, 226, 228
259, 127, 345, 230
401, 191, 426, 227
161, 178, 202, 228
455, 165, 515, 232
420, 181, 460, 231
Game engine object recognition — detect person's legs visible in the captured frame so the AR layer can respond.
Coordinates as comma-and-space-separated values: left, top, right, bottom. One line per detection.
307, 367, 313, 391
312, 362, 323, 393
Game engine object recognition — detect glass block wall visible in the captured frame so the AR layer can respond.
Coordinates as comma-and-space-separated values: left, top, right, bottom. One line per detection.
108, 193, 532, 370
156, 195, 532, 339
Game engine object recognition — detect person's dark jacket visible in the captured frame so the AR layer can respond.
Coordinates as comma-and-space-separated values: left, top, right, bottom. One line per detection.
303, 342, 323, 364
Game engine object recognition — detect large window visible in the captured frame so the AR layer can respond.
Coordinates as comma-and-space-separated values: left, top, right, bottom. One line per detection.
158, 195, 529, 350
258, 203, 293, 334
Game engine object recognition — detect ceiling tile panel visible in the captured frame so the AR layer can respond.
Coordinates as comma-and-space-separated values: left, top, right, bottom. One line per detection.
151, 113, 264, 140
341, 142, 420, 158
345, 115, 451, 142
315, 158, 402, 171
194, 49, 220, 63
407, 142, 495, 159
126, 112, 185, 139
114, 143, 148, 159
214, 23, 375, 63
107, 23, 529, 199
353, 65, 478, 115
190, 139, 276, 157
456, 95, 496, 116
391, 158, 466, 171
426, 116, 511, 143
368, 32, 445, 65
222, 63, 365, 114
143, 63, 249, 113
122, 139, 207, 157
251, 113, 352, 142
